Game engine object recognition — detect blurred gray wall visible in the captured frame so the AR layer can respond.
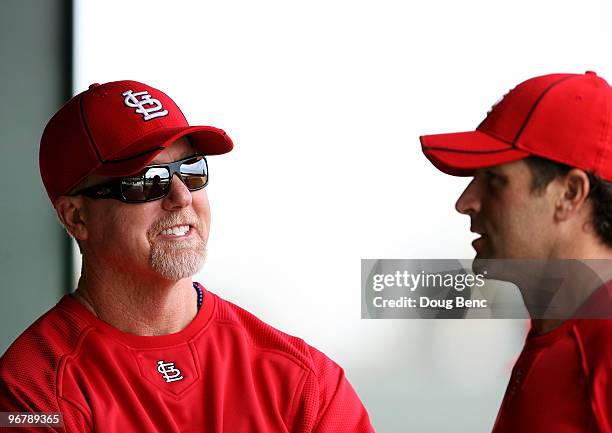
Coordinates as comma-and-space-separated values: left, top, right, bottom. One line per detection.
0, 0, 72, 354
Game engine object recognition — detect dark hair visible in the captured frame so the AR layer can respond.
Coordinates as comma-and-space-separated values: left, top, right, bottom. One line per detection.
524, 156, 612, 247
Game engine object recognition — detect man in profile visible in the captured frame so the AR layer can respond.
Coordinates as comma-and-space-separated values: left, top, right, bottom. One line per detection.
421, 71, 612, 432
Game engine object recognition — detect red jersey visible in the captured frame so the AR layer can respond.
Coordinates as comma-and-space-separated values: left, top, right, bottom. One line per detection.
493, 284, 612, 433
0, 285, 374, 433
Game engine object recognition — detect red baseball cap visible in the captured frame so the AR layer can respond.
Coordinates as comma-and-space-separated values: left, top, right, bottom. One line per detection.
40, 80, 233, 204
420, 71, 612, 180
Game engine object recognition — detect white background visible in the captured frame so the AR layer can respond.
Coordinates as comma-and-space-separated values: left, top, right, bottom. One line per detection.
75, 1, 612, 431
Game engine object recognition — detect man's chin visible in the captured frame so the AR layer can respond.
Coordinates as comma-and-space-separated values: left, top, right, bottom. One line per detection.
473, 254, 531, 286
472, 255, 489, 276
149, 244, 207, 281
472, 254, 507, 281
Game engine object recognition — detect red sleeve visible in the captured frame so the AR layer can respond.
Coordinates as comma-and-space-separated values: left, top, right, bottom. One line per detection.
0, 380, 90, 433
588, 351, 612, 431
573, 321, 612, 433
291, 346, 375, 433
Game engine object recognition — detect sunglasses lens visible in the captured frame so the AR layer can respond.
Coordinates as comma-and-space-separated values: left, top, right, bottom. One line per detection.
143, 168, 171, 199
180, 157, 208, 190
121, 167, 171, 201
118, 156, 207, 202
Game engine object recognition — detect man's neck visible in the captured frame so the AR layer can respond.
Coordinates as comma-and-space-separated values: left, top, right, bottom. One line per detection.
73, 263, 199, 336
525, 243, 612, 336
530, 318, 564, 335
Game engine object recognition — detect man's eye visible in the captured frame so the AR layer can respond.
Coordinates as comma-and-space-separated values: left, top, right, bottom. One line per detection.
484, 171, 503, 183
483, 171, 509, 190
95, 187, 111, 196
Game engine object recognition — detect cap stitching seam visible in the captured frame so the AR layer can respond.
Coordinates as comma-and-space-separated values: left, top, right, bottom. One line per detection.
595, 87, 610, 173
513, 75, 577, 145
103, 147, 165, 164
78, 93, 103, 163
421, 145, 515, 155
78, 90, 164, 165
476, 128, 516, 146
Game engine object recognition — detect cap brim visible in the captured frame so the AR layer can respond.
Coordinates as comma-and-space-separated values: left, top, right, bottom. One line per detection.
94, 126, 233, 176
420, 130, 530, 176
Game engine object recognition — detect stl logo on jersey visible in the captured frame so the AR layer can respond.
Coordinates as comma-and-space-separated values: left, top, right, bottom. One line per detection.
157, 360, 184, 383
122, 89, 169, 121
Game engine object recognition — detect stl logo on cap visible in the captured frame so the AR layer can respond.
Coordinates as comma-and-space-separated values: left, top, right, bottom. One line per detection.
122, 89, 169, 121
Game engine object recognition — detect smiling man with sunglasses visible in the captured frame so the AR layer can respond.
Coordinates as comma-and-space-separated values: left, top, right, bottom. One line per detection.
0, 81, 374, 433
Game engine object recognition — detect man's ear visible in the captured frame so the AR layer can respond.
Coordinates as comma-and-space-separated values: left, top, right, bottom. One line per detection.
54, 196, 88, 241
554, 169, 591, 222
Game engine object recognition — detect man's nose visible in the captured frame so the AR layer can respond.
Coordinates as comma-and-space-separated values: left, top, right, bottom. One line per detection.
455, 178, 481, 216
161, 174, 192, 210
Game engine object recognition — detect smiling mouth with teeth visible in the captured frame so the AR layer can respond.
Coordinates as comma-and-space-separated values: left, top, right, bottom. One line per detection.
159, 225, 191, 237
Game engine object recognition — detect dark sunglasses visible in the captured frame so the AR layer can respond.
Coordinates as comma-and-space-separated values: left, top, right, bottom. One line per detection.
71, 154, 209, 203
